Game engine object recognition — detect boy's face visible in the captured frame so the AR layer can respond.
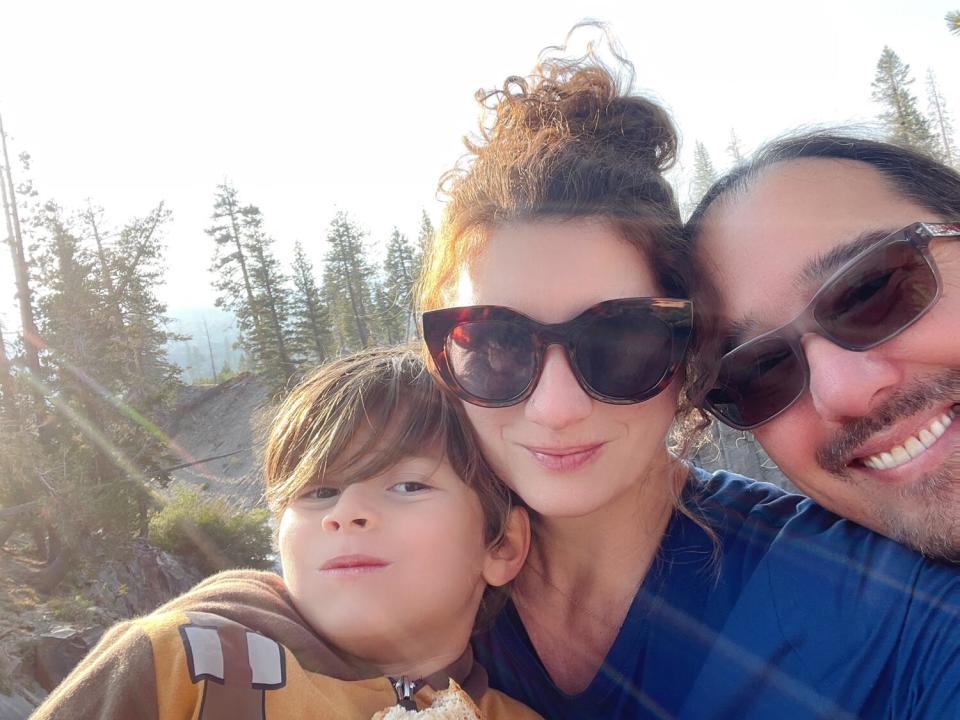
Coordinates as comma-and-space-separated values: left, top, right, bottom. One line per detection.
278, 450, 499, 670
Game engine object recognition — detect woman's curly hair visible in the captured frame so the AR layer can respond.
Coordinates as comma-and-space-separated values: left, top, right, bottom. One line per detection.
417, 35, 719, 452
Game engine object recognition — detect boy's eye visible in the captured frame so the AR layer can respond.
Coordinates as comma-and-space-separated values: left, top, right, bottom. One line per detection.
302, 486, 340, 501
390, 481, 431, 494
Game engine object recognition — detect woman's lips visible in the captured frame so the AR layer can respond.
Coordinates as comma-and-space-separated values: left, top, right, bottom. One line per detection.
525, 444, 604, 471
319, 555, 390, 575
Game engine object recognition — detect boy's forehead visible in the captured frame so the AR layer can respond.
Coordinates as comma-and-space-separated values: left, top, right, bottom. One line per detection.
322, 433, 445, 489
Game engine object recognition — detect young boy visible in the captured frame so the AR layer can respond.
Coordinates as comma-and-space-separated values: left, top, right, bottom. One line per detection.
33, 347, 539, 719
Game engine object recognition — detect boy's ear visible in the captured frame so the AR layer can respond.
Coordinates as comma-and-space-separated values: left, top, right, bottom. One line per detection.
483, 506, 530, 588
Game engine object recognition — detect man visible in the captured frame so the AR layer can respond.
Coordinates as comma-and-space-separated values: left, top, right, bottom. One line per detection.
687, 134, 960, 558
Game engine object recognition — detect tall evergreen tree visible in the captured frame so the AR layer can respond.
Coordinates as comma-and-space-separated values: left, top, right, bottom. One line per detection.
379, 228, 421, 343
689, 141, 719, 209
288, 240, 332, 365
323, 212, 375, 351
206, 183, 293, 386
239, 204, 295, 385
926, 69, 956, 167
207, 183, 265, 360
84, 202, 182, 403
871, 47, 937, 155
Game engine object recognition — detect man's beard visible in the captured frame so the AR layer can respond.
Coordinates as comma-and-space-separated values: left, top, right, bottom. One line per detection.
875, 454, 960, 560
815, 369, 960, 561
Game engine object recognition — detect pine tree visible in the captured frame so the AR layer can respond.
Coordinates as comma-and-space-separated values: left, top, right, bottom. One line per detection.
379, 228, 421, 343
206, 183, 294, 386
871, 47, 938, 155
689, 141, 719, 209
207, 183, 266, 361
239, 204, 295, 386
84, 202, 182, 404
926, 70, 957, 167
288, 240, 333, 364
727, 129, 745, 165
323, 212, 375, 351
32, 203, 148, 549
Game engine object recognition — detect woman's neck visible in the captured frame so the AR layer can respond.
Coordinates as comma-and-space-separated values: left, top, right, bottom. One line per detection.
518, 456, 686, 601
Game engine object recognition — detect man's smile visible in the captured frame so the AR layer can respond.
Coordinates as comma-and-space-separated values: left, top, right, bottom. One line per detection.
858, 406, 957, 471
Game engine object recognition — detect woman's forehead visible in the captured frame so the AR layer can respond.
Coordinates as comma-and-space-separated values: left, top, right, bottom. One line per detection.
456, 218, 658, 322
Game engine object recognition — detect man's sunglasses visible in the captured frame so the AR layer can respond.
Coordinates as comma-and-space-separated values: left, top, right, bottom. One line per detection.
421, 298, 693, 408
704, 221, 960, 430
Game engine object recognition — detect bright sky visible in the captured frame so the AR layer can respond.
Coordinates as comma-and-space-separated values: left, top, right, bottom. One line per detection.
1, 0, 958, 330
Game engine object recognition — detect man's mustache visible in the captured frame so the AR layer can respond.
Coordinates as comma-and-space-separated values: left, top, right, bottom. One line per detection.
816, 369, 960, 475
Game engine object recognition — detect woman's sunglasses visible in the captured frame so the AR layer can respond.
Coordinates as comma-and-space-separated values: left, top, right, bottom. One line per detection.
704, 221, 960, 430
422, 298, 693, 408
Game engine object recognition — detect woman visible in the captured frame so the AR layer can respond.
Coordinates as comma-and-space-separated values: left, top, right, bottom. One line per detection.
416, 51, 960, 719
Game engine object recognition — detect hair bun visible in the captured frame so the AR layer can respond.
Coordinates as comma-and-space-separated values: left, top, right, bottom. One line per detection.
475, 59, 677, 173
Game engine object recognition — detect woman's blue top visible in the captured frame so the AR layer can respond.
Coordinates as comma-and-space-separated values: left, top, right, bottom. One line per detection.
474, 469, 960, 719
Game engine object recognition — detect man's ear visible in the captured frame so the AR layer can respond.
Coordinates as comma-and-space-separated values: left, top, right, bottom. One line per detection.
483, 506, 530, 587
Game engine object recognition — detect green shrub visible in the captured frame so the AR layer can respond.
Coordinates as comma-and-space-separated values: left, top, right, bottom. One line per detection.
148, 488, 273, 574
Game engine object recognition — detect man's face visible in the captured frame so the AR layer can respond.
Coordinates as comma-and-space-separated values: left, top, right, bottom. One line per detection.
698, 158, 960, 557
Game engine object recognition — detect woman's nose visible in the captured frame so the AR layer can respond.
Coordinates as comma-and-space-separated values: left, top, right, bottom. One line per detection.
524, 345, 593, 430
804, 335, 902, 423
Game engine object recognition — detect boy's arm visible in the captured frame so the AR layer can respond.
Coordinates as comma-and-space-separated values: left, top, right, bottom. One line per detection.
31, 619, 160, 720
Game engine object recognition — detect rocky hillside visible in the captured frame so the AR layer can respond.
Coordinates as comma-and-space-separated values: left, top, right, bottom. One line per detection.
0, 537, 203, 719
164, 372, 274, 507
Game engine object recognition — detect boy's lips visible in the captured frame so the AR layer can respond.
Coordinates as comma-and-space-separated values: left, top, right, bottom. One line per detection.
320, 555, 390, 574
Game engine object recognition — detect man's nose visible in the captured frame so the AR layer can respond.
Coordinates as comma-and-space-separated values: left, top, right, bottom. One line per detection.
804, 335, 902, 422
320, 487, 378, 532
524, 345, 593, 430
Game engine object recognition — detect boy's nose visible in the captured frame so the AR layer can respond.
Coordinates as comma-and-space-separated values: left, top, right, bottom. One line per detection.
320, 487, 378, 532
321, 515, 370, 532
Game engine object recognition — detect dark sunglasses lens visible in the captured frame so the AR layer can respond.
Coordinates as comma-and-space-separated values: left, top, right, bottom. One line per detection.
815, 240, 937, 348
576, 312, 675, 400
708, 338, 804, 428
445, 322, 536, 402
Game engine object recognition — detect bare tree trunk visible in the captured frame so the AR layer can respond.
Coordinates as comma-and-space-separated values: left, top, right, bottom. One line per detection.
0, 113, 42, 387
0, 316, 17, 417
202, 316, 218, 382
224, 198, 265, 343
29, 540, 73, 594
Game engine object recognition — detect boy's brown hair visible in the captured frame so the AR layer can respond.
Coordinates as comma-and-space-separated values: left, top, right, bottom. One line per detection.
263, 345, 517, 628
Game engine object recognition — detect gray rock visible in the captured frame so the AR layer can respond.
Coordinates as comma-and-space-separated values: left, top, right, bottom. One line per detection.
32, 627, 89, 692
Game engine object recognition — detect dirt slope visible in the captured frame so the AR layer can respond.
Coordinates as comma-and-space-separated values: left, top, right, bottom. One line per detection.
164, 373, 275, 508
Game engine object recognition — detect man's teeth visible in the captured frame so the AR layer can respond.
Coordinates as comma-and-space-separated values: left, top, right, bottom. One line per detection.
862, 409, 955, 470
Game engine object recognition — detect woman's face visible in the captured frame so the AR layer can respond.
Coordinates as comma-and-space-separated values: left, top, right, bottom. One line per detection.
453, 217, 680, 518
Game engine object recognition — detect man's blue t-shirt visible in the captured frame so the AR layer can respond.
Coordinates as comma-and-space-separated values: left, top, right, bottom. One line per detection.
473, 469, 960, 719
